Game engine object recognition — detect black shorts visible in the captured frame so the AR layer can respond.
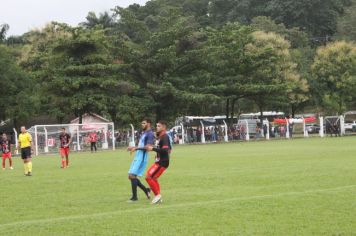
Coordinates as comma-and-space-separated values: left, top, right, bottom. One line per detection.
21, 147, 32, 159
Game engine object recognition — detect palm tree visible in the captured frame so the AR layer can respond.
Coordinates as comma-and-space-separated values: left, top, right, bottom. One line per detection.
80, 12, 115, 29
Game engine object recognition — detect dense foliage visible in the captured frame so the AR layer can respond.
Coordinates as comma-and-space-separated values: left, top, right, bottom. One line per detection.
1, 0, 355, 127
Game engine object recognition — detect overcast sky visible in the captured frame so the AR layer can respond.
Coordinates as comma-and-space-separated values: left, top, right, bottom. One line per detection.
1, 0, 149, 36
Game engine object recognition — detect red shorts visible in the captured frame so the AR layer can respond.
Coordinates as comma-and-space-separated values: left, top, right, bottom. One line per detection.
2, 153, 12, 159
60, 147, 70, 156
146, 163, 166, 179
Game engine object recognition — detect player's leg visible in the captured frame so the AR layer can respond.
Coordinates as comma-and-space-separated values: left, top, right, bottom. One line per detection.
128, 155, 142, 201
65, 148, 69, 167
136, 178, 150, 199
26, 148, 33, 175
146, 164, 166, 204
128, 174, 139, 201
2, 156, 5, 170
27, 158, 33, 176
65, 155, 69, 167
5, 153, 13, 169
145, 164, 160, 195
60, 149, 65, 168
24, 158, 31, 176
94, 142, 97, 152
128, 151, 150, 201
21, 149, 28, 175
9, 156, 13, 169
135, 156, 151, 199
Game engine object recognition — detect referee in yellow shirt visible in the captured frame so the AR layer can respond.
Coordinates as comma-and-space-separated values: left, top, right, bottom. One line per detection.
18, 126, 33, 176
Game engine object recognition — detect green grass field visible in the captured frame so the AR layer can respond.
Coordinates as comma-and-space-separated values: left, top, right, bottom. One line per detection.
0, 137, 355, 236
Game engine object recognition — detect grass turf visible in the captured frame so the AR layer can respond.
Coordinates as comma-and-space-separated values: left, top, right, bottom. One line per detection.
0, 137, 355, 235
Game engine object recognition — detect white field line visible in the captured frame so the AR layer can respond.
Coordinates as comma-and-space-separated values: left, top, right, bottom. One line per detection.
0, 184, 355, 229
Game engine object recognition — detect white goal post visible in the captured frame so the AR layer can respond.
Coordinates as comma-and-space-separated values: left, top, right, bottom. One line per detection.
27, 122, 115, 156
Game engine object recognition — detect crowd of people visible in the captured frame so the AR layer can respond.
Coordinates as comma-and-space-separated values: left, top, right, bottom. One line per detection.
120, 123, 298, 146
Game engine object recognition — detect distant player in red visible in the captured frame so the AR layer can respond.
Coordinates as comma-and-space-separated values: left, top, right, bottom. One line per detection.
145, 121, 172, 204
1, 133, 13, 170
89, 132, 97, 153
59, 128, 72, 168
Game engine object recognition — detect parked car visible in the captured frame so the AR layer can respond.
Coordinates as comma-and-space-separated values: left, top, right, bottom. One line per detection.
306, 124, 320, 133
344, 121, 356, 131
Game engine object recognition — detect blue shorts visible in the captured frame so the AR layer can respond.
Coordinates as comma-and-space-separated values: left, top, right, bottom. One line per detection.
128, 150, 149, 177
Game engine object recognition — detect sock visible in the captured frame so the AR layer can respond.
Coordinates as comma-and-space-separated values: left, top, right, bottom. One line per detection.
130, 178, 138, 199
146, 178, 159, 196
136, 179, 148, 194
155, 179, 161, 195
24, 163, 28, 174
2, 159, 5, 168
66, 157, 69, 166
28, 162, 32, 172
9, 158, 12, 167
61, 159, 66, 168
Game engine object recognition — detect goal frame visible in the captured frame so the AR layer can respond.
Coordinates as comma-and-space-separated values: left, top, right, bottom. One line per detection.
31, 122, 115, 156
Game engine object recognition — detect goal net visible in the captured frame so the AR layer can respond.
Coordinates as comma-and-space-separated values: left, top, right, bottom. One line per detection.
26, 123, 115, 156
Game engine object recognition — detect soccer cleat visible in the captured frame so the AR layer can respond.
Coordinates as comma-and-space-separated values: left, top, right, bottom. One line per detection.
151, 194, 162, 204
26, 172, 32, 176
145, 188, 151, 199
10, 167, 13, 170
2, 168, 5, 170
127, 197, 138, 203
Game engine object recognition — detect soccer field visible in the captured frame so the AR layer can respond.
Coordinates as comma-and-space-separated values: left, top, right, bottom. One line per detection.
0, 137, 355, 236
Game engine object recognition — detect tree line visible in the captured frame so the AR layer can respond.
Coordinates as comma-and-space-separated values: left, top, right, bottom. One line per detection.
0, 0, 355, 128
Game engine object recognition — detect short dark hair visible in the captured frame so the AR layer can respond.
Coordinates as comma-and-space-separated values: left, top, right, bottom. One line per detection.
142, 118, 152, 124
61, 127, 66, 130
157, 120, 167, 127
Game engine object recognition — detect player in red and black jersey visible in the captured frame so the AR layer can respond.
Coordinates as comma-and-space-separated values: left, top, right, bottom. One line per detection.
89, 132, 97, 153
59, 128, 72, 168
1, 133, 13, 170
145, 121, 172, 204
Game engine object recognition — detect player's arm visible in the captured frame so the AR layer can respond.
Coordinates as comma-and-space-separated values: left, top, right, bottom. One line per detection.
29, 134, 34, 152
128, 132, 155, 152
127, 146, 137, 152
67, 135, 72, 147
147, 135, 170, 154
17, 134, 20, 147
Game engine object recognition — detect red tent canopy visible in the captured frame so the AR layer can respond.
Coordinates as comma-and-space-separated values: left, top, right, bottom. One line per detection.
273, 119, 287, 124
273, 116, 317, 124
304, 117, 317, 123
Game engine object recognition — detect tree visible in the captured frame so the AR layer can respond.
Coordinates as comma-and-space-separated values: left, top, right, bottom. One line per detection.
251, 16, 311, 116
311, 41, 356, 113
200, 23, 253, 123
267, 0, 350, 37
21, 23, 133, 123
0, 45, 35, 128
336, 0, 356, 41
81, 11, 116, 29
114, 7, 212, 121
251, 16, 309, 49
0, 24, 9, 42
208, 0, 350, 38
242, 31, 304, 118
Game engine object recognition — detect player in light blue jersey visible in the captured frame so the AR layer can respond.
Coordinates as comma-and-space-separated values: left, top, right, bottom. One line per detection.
127, 118, 155, 202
